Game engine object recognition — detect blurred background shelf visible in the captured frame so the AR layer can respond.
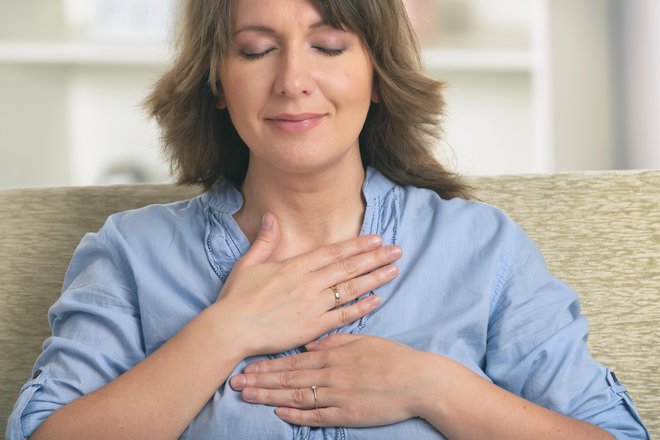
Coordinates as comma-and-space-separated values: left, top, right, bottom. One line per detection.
0, 42, 169, 65
422, 49, 533, 72
0, 41, 534, 72
1, 0, 658, 188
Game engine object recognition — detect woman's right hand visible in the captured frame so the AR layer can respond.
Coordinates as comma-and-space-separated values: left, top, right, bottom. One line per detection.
214, 212, 401, 357
28, 212, 400, 440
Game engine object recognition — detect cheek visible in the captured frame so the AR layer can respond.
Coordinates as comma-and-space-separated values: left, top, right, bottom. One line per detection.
334, 72, 373, 119
221, 65, 268, 112
222, 74, 250, 110
222, 76, 264, 131
332, 61, 374, 110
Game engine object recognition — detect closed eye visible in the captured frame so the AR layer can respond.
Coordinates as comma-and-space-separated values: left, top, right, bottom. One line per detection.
241, 48, 275, 60
314, 46, 344, 57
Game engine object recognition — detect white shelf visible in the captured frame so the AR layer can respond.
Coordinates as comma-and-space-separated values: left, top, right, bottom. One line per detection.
1, 0, 571, 186
423, 48, 532, 72
0, 41, 170, 65
0, 42, 533, 73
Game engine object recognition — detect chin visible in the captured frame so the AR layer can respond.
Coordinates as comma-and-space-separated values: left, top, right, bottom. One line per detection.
248, 139, 363, 177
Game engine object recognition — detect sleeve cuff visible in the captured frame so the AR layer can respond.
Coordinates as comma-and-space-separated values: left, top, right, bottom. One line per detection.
5, 366, 49, 440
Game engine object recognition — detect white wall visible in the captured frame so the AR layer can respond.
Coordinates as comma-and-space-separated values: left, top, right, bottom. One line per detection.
550, 0, 616, 171
438, 71, 534, 175
0, 65, 71, 187
0, 1, 66, 40
1, 0, 658, 188
68, 66, 169, 185
613, 0, 660, 169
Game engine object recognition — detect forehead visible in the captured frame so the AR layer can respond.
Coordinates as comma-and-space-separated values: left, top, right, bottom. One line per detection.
230, 0, 327, 27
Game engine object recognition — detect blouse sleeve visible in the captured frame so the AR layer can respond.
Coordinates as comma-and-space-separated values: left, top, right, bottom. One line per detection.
5, 217, 146, 440
485, 225, 650, 439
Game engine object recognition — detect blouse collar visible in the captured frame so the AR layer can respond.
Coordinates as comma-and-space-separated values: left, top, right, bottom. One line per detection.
201, 166, 400, 281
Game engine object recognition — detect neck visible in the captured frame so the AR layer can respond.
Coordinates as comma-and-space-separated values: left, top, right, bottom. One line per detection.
234, 158, 367, 261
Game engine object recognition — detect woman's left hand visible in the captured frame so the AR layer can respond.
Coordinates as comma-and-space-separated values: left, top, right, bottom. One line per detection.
229, 333, 429, 427
230, 335, 618, 440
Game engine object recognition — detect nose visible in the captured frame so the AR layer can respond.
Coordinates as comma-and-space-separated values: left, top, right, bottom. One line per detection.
273, 48, 315, 97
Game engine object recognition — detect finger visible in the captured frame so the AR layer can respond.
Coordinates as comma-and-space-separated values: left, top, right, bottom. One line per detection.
325, 264, 398, 309
319, 294, 380, 332
242, 351, 324, 375
231, 367, 323, 391
240, 212, 280, 265
276, 406, 346, 428
316, 244, 402, 289
305, 333, 364, 351
297, 234, 383, 272
241, 386, 335, 411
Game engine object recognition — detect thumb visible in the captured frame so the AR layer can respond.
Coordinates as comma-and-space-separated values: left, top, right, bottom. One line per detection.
305, 333, 363, 351
242, 212, 280, 265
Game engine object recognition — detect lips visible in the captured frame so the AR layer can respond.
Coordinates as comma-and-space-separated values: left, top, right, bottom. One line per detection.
266, 113, 326, 133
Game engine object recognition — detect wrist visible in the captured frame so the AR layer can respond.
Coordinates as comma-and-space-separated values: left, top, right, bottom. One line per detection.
407, 351, 455, 424
201, 301, 255, 362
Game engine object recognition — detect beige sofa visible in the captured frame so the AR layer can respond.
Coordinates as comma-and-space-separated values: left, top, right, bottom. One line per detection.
1, 170, 658, 436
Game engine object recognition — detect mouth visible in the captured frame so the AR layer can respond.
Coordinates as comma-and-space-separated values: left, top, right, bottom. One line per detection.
265, 113, 326, 133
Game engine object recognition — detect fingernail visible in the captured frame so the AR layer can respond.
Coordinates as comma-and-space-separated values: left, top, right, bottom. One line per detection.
306, 340, 319, 350
386, 245, 402, 258
261, 213, 273, 230
368, 235, 382, 246
276, 407, 289, 417
367, 294, 381, 307
230, 375, 246, 390
244, 363, 259, 373
243, 388, 257, 400
385, 265, 399, 277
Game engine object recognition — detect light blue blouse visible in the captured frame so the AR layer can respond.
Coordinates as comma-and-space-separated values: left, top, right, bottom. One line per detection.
7, 168, 650, 439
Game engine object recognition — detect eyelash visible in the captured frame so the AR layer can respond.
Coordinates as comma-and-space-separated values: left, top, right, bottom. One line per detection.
314, 46, 344, 57
240, 46, 345, 60
241, 49, 273, 60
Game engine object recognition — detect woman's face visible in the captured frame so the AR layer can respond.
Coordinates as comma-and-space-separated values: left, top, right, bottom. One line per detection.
219, 0, 375, 176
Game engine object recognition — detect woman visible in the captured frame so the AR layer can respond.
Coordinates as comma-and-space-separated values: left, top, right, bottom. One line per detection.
7, 0, 649, 439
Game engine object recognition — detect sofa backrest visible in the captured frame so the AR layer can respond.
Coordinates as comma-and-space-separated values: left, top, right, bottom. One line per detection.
473, 170, 659, 436
1, 170, 658, 435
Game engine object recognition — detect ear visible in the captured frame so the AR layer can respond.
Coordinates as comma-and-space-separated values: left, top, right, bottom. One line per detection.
371, 81, 379, 103
216, 94, 227, 110
215, 81, 227, 109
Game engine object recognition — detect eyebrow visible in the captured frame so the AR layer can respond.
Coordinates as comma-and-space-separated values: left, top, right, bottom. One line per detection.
233, 19, 333, 37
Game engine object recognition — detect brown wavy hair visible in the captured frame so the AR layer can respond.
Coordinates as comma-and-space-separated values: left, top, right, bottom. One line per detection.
144, 0, 470, 199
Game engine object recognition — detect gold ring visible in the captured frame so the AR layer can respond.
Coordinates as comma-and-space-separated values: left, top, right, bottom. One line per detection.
311, 385, 319, 409
331, 285, 340, 308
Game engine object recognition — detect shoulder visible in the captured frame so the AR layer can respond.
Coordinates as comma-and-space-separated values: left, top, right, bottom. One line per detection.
62, 195, 208, 282
365, 168, 524, 251
99, 195, 206, 246
398, 184, 525, 247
